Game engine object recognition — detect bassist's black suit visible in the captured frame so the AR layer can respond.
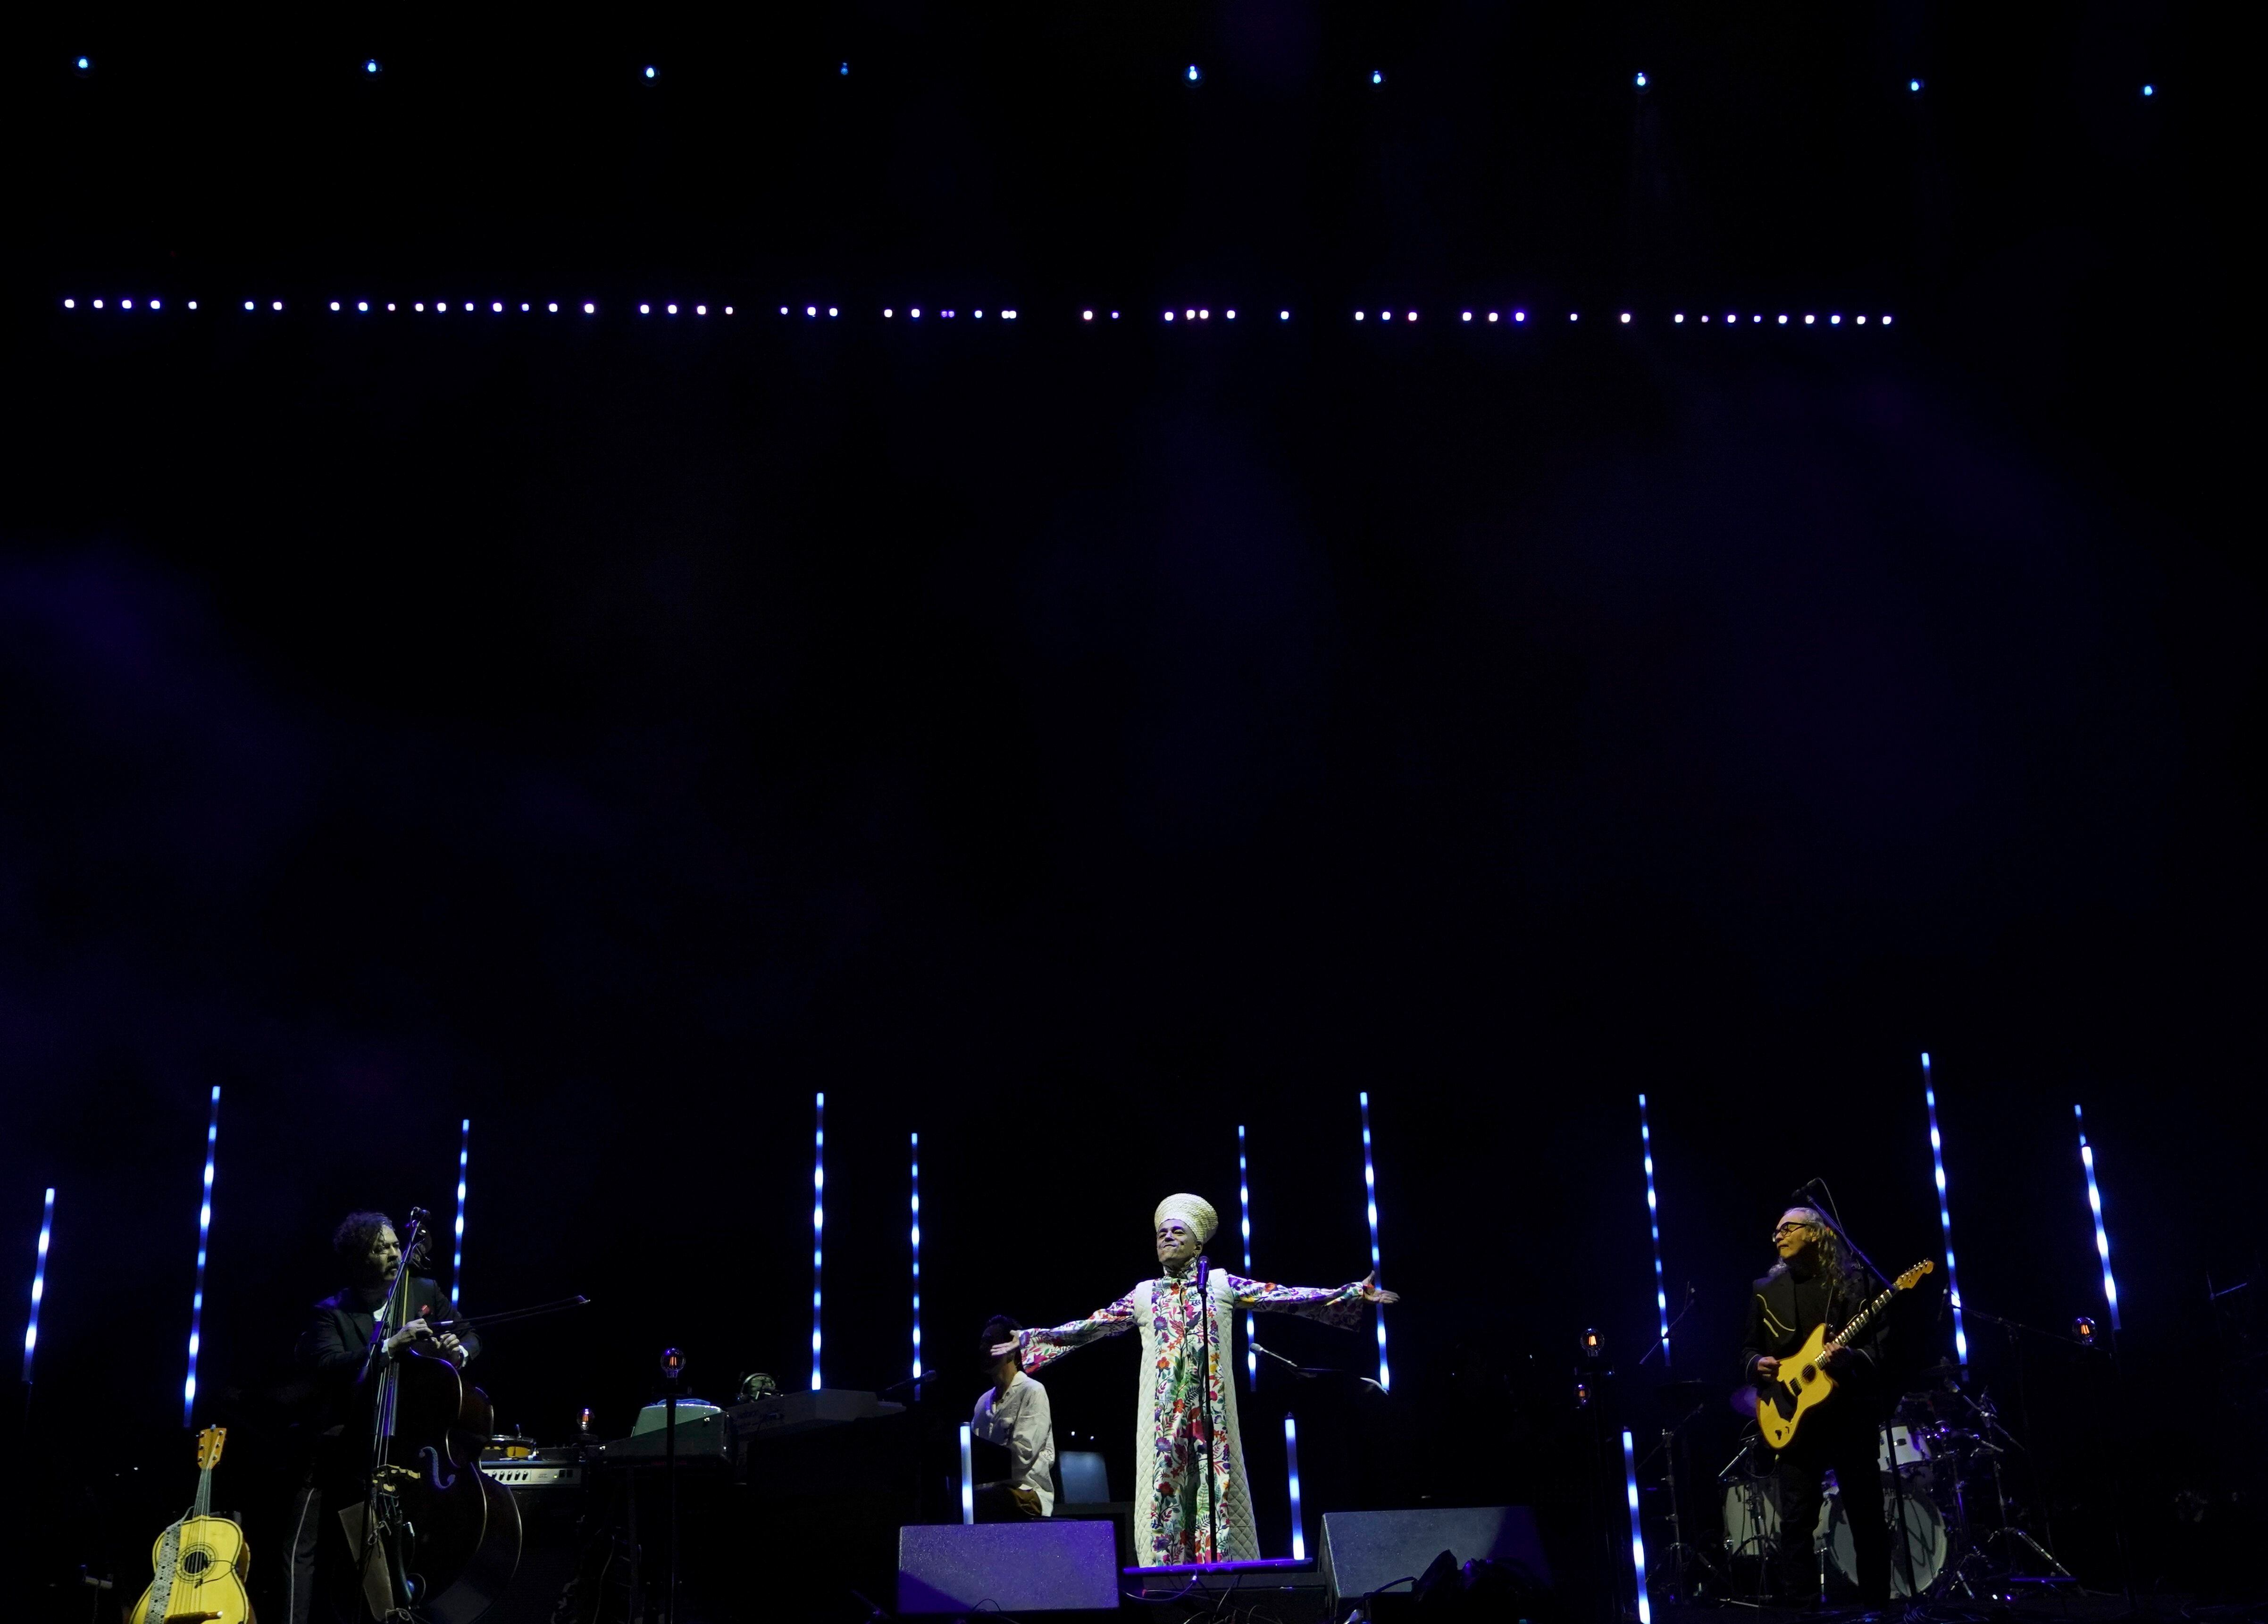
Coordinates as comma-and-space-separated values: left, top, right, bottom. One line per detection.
1740, 1262, 1892, 1604
285, 1279, 477, 1624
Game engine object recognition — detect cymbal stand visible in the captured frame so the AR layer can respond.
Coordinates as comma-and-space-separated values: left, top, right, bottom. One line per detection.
1646, 1405, 1728, 1603
1714, 1439, 1772, 1610
1937, 1384, 2073, 1595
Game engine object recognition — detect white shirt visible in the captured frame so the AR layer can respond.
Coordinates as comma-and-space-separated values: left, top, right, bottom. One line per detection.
971, 1370, 1055, 1515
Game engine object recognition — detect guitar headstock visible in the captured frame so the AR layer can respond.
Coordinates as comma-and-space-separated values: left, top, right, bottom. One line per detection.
195, 1426, 228, 1470
1894, 1260, 1936, 1291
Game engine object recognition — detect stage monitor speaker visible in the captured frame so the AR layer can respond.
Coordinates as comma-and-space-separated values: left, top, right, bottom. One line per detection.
1320, 1506, 1551, 1609
896, 1521, 1119, 1615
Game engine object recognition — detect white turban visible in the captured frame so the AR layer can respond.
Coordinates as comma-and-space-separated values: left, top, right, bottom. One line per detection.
1153, 1193, 1219, 1244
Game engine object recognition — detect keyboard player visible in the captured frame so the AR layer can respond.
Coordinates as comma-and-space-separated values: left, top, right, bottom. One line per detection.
971, 1315, 1055, 1520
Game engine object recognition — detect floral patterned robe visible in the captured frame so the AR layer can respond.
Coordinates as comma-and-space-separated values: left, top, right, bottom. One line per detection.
1021, 1263, 1366, 1565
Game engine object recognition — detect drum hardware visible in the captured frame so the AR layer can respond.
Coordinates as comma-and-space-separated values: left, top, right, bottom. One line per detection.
1821, 1474, 1947, 1598
1716, 1431, 1796, 1607
1643, 1384, 1729, 1603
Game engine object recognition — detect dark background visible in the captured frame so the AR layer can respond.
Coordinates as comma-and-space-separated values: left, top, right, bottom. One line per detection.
4, 3, 2259, 1617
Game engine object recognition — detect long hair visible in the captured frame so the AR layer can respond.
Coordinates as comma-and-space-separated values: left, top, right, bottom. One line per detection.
1808, 1222, 1871, 1308
1770, 1209, 1871, 1311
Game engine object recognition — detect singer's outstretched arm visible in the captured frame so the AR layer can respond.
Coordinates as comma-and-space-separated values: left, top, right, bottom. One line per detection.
1225, 1269, 1396, 1331
1016, 1295, 1139, 1374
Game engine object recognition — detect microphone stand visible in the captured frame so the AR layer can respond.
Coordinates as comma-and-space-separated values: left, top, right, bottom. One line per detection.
1196, 1254, 1218, 1566
1249, 1340, 1386, 1389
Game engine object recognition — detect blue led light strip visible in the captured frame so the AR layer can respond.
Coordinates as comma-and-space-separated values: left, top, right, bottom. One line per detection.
959, 1423, 975, 1524
22, 1187, 54, 1383
1283, 1416, 1306, 1561
184, 1086, 220, 1425
1920, 1055, 1967, 1363
1358, 1092, 1389, 1391
812, 1093, 825, 1391
1623, 1428, 1653, 1624
452, 1117, 470, 1306
910, 1132, 922, 1380
1638, 1094, 1671, 1366
2075, 1105, 2121, 1332
1239, 1124, 1255, 1389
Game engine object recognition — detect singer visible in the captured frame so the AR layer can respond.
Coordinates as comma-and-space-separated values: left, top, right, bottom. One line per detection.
997, 1193, 1397, 1565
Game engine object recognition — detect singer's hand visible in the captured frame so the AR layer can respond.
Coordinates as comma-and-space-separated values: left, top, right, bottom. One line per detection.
385, 1317, 433, 1354
1754, 1356, 1781, 1379
988, 1339, 1020, 1359
435, 1331, 466, 1365
1357, 1272, 1400, 1306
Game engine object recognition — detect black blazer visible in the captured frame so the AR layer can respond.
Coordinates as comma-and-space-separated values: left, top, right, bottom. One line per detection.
1737, 1264, 1881, 1387
296, 1276, 479, 1431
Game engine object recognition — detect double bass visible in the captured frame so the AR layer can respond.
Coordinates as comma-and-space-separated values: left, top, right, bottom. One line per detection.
356, 1207, 520, 1624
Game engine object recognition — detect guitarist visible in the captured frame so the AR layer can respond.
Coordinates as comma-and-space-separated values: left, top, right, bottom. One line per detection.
285, 1212, 480, 1624
1740, 1207, 1891, 1605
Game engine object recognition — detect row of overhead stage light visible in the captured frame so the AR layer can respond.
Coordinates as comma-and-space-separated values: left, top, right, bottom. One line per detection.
59, 296, 1897, 328
65, 54, 2163, 101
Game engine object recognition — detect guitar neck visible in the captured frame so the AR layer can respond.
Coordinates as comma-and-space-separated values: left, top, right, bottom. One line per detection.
193, 1464, 214, 1521
1834, 1285, 1899, 1347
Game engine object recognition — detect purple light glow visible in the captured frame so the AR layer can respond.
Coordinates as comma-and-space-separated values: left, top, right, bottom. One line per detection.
1239, 1124, 1255, 1388
183, 1086, 220, 1424
452, 1118, 469, 1305
1921, 1055, 1967, 1363
812, 1092, 825, 1389
22, 1188, 54, 1383
2076, 1105, 2122, 1331
1358, 1092, 1389, 1390
1638, 1094, 1670, 1364
910, 1132, 922, 1378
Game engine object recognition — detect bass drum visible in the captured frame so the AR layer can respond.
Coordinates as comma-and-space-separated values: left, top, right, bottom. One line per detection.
1823, 1482, 1944, 1598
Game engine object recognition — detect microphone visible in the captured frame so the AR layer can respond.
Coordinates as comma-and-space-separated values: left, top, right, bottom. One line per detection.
1790, 1180, 1824, 1202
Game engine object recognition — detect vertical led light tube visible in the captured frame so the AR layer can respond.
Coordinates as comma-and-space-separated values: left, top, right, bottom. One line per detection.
1920, 1055, 1967, 1362
22, 1187, 54, 1382
1284, 1415, 1306, 1561
2076, 1105, 2122, 1331
184, 1086, 220, 1424
1358, 1093, 1389, 1390
812, 1092, 825, 1390
1239, 1124, 1255, 1388
1637, 1094, 1671, 1366
452, 1118, 470, 1306
959, 1423, 975, 1523
910, 1132, 922, 1379
1623, 1428, 1652, 1624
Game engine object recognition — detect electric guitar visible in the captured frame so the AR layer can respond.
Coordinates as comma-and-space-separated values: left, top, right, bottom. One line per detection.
1756, 1260, 1935, 1450
129, 1426, 255, 1624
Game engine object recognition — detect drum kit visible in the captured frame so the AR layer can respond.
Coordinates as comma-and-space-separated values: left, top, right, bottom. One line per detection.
1713, 1364, 2076, 1604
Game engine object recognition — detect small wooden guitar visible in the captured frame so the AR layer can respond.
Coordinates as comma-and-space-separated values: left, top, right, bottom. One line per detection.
129, 1426, 254, 1624
1756, 1260, 1935, 1450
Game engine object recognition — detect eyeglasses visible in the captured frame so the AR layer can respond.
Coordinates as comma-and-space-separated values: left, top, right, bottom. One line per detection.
1772, 1222, 1819, 1238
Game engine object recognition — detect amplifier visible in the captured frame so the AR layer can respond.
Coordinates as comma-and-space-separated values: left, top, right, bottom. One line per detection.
898, 1522, 1119, 1615
479, 1460, 583, 1489
1320, 1506, 1551, 1611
